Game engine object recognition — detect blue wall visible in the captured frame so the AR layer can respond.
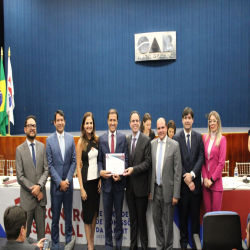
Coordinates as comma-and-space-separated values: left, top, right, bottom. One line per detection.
3, 0, 250, 134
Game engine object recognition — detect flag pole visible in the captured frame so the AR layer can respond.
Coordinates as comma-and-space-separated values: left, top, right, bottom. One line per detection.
6, 47, 11, 136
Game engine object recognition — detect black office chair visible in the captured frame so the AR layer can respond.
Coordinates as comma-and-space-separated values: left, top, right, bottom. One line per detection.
193, 211, 248, 250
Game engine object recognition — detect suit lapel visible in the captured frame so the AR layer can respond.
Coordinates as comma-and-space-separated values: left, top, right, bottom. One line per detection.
64, 133, 68, 161
152, 140, 157, 172
180, 130, 189, 158
54, 132, 63, 161
127, 135, 132, 160
132, 133, 142, 161
162, 137, 170, 170
105, 131, 110, 153
207, 136, 216, 160
190, 130, 196, 159
35, 142, 41, 169
23, 141, 36, 171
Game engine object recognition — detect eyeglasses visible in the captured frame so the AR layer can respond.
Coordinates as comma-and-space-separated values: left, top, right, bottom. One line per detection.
26, 124, 37, 129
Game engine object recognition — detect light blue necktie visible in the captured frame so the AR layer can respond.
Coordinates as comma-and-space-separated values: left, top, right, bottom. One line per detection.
60, 134, 65, 161
30, 143, 36, 168
157, 141, 163, 185
187, 134, 190, 155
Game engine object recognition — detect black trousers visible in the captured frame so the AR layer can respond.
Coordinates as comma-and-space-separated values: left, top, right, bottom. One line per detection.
126, 189, 148, 250
179, 191, 201, 249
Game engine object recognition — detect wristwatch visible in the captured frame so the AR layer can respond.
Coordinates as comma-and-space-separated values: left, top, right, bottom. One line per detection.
37, 184, 43, 191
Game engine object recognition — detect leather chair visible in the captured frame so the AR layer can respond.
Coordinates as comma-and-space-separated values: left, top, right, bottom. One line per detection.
193, 211, 248, 250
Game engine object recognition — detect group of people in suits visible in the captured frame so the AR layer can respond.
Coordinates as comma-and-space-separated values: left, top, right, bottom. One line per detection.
12, 107, 226, 250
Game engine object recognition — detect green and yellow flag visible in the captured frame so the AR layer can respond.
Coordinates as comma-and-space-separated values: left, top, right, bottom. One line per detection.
0, 58, 8, 135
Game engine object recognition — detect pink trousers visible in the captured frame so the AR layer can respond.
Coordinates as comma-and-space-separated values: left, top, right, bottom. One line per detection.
203, 187, 223, 213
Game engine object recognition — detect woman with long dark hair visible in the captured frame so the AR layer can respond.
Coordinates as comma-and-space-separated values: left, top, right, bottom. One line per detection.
76, 112, 101, 250
140, 113, 155, 141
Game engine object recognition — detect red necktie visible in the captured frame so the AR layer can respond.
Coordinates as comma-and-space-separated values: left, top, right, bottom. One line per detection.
111, 134, 115, 153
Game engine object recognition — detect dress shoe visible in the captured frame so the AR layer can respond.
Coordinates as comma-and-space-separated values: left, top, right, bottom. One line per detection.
65, 235, 76, 250
129, 247, 138, 250
86, 242, 95, 250
181, 248, 187, 250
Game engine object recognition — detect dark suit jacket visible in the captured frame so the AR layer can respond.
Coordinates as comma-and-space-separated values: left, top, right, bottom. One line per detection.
0, 241, 39, 250
126, 132, 151, 197
173, 130, 204, 195
46, 132, 76, 196
149, 130, 155, 141
16, 140, 49, 211
98, 131, 128, 193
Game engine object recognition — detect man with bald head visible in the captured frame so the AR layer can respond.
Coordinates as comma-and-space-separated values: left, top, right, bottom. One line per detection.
149, 117, 182, 250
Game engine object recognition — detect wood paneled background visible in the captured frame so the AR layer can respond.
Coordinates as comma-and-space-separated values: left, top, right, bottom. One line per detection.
0, 132, 249, 176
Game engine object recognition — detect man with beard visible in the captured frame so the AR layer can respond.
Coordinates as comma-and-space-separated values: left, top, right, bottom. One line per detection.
16, 115, 49, 240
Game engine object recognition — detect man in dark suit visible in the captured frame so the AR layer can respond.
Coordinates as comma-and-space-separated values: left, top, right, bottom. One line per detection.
173, 107, 204, 250
150, 117, 182, 250
98, 109, 128, 250
16, 115, 49, 240
0, 206, 75, 250
123, 111, 151, 250
46, 110, 76, 247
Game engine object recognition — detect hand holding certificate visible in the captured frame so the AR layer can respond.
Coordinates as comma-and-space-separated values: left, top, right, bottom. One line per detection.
106, 153, 125, 175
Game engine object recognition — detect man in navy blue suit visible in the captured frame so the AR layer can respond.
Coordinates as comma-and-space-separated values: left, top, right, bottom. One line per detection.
46, 110, 76, 247
98, 109, 128, 250
173, 107, 204, 250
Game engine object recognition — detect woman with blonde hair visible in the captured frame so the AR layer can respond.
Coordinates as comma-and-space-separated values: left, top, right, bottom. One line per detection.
202, 111, 226, 212
76, 112, 101, 250
140, 113, 155, 141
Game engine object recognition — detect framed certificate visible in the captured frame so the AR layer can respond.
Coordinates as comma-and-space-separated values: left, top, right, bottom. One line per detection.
106, 153, 125, 175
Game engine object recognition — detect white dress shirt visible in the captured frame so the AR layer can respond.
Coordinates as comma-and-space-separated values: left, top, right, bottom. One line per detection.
131, 131, 140, 152
184, 130, 191, 148
155, 135, 167, 183
108, 130, 116, 152
183, 129, 196, 179
56, 131, 65, 157
26, 139, 36, 159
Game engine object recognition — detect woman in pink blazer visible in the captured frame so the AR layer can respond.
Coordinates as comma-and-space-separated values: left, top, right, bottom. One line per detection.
202, 111, 227, 212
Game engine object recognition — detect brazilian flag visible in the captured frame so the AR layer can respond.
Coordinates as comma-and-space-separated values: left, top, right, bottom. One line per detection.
0, 58, 8, 135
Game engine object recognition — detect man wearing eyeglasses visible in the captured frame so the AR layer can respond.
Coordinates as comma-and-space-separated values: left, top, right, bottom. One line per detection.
16, 115, 49, 240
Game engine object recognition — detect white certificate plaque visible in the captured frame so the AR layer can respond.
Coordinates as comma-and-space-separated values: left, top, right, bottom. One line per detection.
106, 153, 125, 175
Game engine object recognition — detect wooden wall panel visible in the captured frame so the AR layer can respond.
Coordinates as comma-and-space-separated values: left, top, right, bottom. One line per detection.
0, 133, 249, 176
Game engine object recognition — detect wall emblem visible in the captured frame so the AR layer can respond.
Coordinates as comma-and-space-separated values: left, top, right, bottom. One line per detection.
135, 31, 176, 62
